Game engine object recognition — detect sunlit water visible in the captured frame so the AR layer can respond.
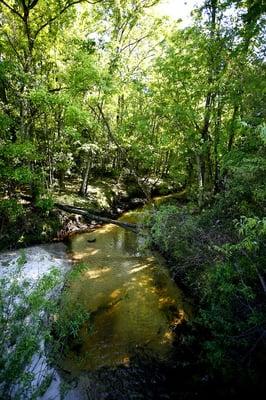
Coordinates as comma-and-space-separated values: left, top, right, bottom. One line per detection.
60, 208, 190, 373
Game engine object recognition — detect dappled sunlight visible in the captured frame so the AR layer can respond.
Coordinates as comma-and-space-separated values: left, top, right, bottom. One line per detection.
128, 264, 150, 274
85, 267, 111, 280
137, 276, 154, 287
72, 253, 83, 262
171, 310, 186, 326
121, 356, 130, 366
72, 247, 100, 261
161, 330, 174, 344
60, 214, 190, 372
145, 256, 156, 262
90, 249, 100, 256
96, 224, 117, 234
158, 296, 176, 306
110, 288, 122, 299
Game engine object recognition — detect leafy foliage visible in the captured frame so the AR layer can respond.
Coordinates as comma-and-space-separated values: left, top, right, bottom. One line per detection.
199, 215, 266, 384
0, 0, 265, 396
52, 263, 92, 356
0, 260, 61, 399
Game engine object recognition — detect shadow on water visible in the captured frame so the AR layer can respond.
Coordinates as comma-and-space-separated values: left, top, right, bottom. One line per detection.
56, 205, 193, 399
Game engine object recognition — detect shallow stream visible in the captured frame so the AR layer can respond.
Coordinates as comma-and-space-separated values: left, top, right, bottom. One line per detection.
0, 199, 192, 399
59, 205, 191, 378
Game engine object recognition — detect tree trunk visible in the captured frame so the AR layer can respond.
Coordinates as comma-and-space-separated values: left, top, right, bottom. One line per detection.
227, 105, 239, 151
79, 156, 91, 196
55, 203, 138, 233
196, 154, 204, 209
213, 95, 223, 193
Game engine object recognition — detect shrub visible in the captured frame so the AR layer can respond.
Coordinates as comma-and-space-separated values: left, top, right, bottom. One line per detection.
147, 203, 265, 391
0, 260, 61, 399
0, 199, 24, 224
35, 197, 54, 213
148, 205, 213, 290
51, 263, 92, 356
198, 216, 266, 385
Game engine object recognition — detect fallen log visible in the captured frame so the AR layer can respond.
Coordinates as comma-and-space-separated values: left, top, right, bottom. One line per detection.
54, 203, 138, 233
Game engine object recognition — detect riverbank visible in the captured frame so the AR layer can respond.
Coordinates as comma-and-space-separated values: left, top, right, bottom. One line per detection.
0, 243, 71, 399
0, 196, 192, 400
2, 190, 264, 399
5, 187, 263, 400
145, 201, 266, 398
0, 177, 177, 252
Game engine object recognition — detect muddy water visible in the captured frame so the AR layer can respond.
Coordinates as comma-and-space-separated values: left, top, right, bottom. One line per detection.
60, 208, 190, 374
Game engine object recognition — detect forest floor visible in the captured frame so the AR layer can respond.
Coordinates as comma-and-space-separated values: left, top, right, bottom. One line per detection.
53, 178, 144, 216
1, 176, 176, 250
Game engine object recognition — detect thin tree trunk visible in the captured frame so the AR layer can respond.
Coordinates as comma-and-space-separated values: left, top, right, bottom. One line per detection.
227, 104, 239, 151
79, 155, 91, 196
213, 95, 223, 193
196, 154, 204, 209
91, 104, 151, 201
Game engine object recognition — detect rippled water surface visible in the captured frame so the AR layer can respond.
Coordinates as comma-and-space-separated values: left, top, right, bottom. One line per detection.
60, 208, 190, 373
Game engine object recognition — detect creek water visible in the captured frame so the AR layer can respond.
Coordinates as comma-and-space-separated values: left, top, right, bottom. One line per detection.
0, 200, 192, 400
58, 205, 191, 378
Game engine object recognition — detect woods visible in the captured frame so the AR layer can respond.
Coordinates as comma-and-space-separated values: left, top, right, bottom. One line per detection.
0, 1, 265, 207
0, 0, 265, 399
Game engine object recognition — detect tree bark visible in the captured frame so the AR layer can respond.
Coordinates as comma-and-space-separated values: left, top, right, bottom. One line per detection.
79, 156, 91, 196
55, 203, 138, 232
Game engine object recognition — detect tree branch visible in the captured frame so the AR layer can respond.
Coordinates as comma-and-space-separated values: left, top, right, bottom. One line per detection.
120, 33, 150, 53
33, 0, 103, 39
2, 31, 24, 65
55, 202, 138, 232
0, 0, 24, 21
92, 104, 151, 200
29, 0, 39, 10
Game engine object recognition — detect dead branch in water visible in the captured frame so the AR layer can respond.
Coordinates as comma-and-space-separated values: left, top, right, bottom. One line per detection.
55, 203, 138, 233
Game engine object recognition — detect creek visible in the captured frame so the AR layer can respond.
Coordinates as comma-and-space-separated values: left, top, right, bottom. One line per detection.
54, 203, 192, 399
0, 199, 192, 400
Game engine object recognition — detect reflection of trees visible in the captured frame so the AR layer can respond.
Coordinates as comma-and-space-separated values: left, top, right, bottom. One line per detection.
123, 230, 138, 255
110, 229, 137, 255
